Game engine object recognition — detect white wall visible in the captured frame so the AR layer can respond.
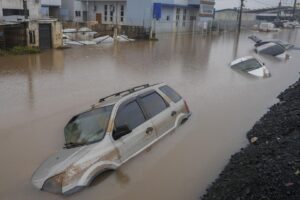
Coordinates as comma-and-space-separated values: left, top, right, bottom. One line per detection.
41, 0, 62, 7
28, 0, 41, 19
0, 0, 40, 20
126, 0, 152, 27
0, 1, 2, 18
153, 4, 198, 33
1, 0, 23, 10
85, 1, 127, 25
61, 0, 75, 21
73, 1, 84, 22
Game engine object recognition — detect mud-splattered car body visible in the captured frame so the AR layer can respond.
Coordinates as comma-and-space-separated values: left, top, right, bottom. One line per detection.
32, 83, 191, 194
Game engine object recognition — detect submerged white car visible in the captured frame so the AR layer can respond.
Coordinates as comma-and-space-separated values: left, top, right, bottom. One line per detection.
230, 56, 271, 78
32, 83, 191, 194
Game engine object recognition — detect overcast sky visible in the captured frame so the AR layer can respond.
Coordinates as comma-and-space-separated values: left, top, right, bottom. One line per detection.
215, 0, 296, 10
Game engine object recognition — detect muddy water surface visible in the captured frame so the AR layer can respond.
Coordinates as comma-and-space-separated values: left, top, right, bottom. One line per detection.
0, 30, 300, 200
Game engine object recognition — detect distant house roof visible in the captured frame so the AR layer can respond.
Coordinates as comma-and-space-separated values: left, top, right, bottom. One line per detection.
215, 8, 238, 12
246, 6, 294, 13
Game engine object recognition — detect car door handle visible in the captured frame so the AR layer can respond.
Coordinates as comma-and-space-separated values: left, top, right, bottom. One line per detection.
171, 111, 177, 117
146, 127, 154, 134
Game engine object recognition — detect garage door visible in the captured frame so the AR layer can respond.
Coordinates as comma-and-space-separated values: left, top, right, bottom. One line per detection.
39, 24, 52, 49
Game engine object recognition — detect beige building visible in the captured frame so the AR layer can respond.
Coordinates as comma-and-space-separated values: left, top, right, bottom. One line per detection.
215, 9, 256, 22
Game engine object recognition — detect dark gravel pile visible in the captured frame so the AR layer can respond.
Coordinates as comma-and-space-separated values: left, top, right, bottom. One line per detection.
201, 79, 300, 200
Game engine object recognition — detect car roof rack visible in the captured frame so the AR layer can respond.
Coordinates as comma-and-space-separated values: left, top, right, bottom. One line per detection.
99, 83, 159, 103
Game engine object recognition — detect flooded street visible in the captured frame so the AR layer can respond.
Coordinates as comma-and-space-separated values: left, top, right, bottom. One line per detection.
0, 30, 300, 200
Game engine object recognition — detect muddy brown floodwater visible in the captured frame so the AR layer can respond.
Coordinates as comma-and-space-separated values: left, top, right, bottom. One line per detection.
0, 30, 300, 200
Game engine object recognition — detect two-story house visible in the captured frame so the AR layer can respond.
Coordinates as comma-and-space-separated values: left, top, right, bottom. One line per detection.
0, 0, 62, 50
61, 0, 215, 33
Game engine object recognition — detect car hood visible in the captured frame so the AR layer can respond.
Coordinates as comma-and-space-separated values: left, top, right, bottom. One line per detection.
32, 146, 89, 189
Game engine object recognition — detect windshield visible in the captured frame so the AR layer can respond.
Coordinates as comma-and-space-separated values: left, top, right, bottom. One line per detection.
231, 58, 262, 72
64, 105, 113, 148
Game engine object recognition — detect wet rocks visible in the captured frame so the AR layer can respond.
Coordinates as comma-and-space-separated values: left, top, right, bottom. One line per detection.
201, 78, 300, 200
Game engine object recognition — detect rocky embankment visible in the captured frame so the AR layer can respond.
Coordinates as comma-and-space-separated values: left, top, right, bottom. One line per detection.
201, 79, 300, 200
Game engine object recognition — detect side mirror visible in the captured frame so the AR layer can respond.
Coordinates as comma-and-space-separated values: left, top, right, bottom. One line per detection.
113, 125, 131, 140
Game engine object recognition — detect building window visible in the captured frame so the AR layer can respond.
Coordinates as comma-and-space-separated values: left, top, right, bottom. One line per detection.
29, 30, 35, 44
182, 9, 187, 27
190, 16, 196, 21
3, 9, 25, 16
176, 8, 180, 27
75, 11, 81, 17
166, 16, 170, 21
201, 5, 214, 14
110, 5, 114, 22
120, 5, 124, 22
104, 5, 108, 21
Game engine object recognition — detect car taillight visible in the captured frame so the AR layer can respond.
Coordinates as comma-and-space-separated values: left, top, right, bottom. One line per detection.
184, 100, 190, 113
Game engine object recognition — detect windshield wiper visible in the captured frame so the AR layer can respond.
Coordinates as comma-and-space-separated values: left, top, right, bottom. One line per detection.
64, 142, 86, 149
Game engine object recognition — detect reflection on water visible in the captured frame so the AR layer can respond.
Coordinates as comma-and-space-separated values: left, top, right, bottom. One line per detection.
232, 33, 240, 60
0, 30, 300, 200
0, 50, 65, 110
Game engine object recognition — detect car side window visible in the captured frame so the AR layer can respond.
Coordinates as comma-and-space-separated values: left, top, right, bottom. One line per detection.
140, 92, 168, 118
114, 100, 146, 131
159, 85, 182, 103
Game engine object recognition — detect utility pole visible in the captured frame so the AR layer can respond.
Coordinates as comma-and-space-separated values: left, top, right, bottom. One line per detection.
277, 1, 282, 20
86, 0, 89, 22
293, 0, 297, 19
23, 0, 28, 19
237, 0, 245, 33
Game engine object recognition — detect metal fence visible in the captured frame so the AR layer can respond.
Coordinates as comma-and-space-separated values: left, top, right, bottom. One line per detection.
0, 23, 27, 49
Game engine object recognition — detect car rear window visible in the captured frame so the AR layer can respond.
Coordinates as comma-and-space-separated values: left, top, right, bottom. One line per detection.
140, 92, 168, 118
231, 58, 262, 72
115, 100, 146, 130
260, 43, 285, 56
159, 85, 182, 103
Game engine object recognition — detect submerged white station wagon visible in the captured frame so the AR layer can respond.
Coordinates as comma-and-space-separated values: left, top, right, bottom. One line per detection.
32, 83, 191, 194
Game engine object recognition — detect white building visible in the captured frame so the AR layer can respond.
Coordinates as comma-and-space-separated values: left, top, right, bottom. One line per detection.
61, 0, 215, 32
40, 0, 62, 18
0, 0, 40, 21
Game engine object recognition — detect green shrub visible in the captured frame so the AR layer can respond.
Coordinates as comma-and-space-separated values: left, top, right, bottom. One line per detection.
9, 46, 40, 55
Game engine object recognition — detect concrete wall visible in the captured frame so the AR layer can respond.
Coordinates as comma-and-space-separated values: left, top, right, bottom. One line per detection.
126, 0, 152, 27
61, 0, 75, 21
27, 22, 39, 48
27, 20, 62, 49
51, 21, 63, 48
41, 0, 62, 6
0, 4, 2, 18
0, 0, 23, 10
73, 1, 84, 22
